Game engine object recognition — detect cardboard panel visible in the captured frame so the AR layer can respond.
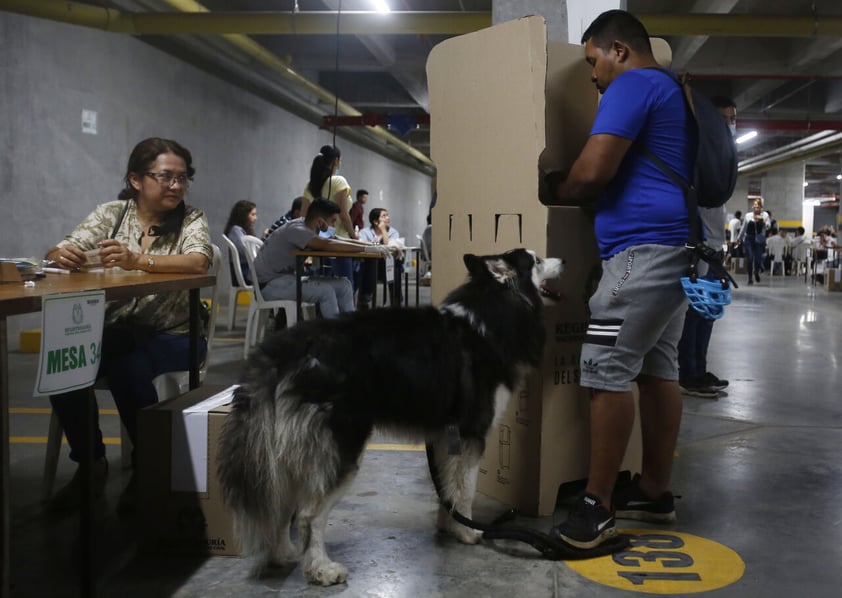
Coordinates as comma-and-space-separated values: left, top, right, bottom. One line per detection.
428, 16, 642, 516
427, 16, 548, 305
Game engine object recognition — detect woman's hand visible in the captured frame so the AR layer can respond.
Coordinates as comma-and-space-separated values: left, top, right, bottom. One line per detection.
47, 244, 87, 270
98, 239, 139, 270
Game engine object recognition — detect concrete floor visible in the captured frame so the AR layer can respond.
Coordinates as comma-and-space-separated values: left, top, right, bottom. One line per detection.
6, 274, 842, 597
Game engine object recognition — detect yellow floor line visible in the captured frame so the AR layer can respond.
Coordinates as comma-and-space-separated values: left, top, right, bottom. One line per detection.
10, 407, 119, 415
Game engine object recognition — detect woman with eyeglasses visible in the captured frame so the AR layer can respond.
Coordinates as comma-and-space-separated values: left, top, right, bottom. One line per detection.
43, 137, 212, 511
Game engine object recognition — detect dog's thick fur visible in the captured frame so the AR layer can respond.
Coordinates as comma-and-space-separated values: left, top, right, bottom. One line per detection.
217, 249, 563, 585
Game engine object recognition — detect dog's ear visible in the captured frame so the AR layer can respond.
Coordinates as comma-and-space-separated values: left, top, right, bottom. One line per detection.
463, 254, 481, 275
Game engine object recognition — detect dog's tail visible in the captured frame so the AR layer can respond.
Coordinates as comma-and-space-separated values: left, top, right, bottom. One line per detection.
217, 373, 288, 557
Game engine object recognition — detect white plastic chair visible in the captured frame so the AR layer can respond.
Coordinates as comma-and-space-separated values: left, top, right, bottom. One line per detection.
240, 235, 310, 359
43, 245, 222, 496
221, 233, 252, 330
768, 243, 786, 278
792, 243, 810, 280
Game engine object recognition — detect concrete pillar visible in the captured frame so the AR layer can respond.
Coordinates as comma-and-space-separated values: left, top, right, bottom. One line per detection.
493, 0, 625, 43
760, 162, 804, 227
725, 176, 751, 220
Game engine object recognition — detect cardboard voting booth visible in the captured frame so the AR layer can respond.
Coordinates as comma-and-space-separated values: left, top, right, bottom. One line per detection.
427, 16, 642, 516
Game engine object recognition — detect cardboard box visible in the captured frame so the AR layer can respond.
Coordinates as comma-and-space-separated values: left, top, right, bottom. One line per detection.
139, 385, 241, 556
427, 16, 642, 516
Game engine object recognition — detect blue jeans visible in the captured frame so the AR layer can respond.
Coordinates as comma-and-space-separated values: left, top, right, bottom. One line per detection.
677, 307, 715, 382
744, 235, 765, 278
49, 326, 206, 463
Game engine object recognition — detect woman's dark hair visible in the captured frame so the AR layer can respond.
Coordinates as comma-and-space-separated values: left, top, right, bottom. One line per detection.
118, 137, 195, 237
581, 9, 652, 55
224, 199, 256, 236
307, 145, 340, 199
368, 207, 387, 227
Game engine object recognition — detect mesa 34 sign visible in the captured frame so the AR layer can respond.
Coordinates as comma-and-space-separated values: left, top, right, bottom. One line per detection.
34, 290, 106, 396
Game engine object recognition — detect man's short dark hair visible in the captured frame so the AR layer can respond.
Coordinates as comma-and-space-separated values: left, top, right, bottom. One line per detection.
711, 96, 737, 110
306, 198, 340, 222
356, 189, 368, 200
291, 196, 304, 213
735, 210, 742, 218
581, 9, 652, 55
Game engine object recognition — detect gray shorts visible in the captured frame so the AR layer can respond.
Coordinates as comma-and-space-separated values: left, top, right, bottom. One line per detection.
580, 244, 689, 392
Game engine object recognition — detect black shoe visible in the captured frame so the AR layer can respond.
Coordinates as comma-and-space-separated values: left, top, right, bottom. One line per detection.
549, 493, 616, 550
679, 378, 719, 399
47, 457, 108, 511
755, 272, 761, 282
701, 372, 729, 390
613, 474, 676, 523
747, 276, 754, 285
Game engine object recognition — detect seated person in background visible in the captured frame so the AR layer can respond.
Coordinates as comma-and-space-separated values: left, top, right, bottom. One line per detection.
358, 207, 404, 309
791, 226, 809, 248
253, 198, 386, 319
224, 199, 257, 284
350, 188, 368, 234
264, 196, 304, 239
44, 137, 212, 510
764, 229, 789, 275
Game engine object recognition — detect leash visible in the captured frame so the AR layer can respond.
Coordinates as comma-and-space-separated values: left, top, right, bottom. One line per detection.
425, 443, 629, 560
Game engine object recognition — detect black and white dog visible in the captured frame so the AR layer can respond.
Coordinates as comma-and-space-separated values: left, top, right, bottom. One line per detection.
218, 249, 563, 585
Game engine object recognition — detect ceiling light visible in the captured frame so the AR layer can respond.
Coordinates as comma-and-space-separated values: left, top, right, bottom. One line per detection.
736, 130, 758, 144
837, 174, 842, 180
371, 0, 391, 13
804, 181, 809, 187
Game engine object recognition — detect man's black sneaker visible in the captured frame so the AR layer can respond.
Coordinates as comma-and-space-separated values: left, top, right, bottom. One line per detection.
549, 493, 616, 550
613, 474, 676, 523
679, 378, 718, 399
702, 372, 729, 391
755, 271, 761, 282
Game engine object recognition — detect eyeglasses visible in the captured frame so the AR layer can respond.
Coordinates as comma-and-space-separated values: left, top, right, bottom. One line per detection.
144, 171, 192, 188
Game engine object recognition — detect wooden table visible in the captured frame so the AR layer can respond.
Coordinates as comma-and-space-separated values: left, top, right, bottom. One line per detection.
0, 269, 215, 598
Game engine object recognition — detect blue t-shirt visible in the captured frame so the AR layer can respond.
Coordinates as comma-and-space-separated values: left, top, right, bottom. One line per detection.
590, 68, 693, 259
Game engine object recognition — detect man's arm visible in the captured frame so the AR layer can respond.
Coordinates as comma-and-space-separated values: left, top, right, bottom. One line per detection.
548, 134, 633, 206
306, 235, 369, 253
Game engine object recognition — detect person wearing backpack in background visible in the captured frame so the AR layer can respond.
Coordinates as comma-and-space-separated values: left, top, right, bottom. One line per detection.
543, 10, 694, 551
677, 96, 737, 399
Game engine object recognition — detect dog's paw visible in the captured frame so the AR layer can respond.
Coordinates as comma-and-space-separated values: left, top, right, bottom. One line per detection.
437, 509, 483, 544
304, 559, 348, 586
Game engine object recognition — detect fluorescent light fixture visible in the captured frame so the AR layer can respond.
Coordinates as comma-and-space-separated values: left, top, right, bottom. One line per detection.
736, 130, 758, 144
804, 181, 809, 187
837, 174, 842, 180
371, 0, 390, 13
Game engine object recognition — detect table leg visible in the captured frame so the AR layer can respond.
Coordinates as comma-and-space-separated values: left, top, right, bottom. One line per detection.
80, 387, 96, 598
1, 317, 9, 598
415, 249, 420, 307
296, 256, 304, 322
188, 289, 200, 390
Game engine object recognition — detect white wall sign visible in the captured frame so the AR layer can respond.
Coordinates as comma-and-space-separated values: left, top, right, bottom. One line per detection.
34, 290, 106, 396
82, 109, 98, 135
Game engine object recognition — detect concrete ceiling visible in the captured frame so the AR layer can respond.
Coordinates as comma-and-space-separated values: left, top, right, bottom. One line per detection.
7, 0, 842, 195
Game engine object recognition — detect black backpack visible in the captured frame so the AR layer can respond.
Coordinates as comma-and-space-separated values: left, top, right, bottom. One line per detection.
642, 70, 739, 289
643, 69, 738, 210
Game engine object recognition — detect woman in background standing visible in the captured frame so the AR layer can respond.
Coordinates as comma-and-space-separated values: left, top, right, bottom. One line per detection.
303, 145, 356, 285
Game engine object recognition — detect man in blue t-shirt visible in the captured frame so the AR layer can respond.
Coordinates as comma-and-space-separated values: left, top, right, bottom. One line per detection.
545, 10, 692, 551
